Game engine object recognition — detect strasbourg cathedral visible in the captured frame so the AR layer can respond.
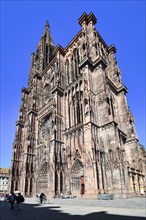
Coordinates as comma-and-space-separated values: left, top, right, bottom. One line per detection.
9, 12, 146, 198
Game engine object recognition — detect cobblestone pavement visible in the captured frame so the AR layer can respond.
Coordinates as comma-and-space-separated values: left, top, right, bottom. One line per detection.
0, 197, 146, 220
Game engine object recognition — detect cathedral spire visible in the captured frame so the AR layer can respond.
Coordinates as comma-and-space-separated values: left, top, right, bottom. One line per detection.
29, 19, 55, 84
45, 20, 50, 29
43, 19, 54, 46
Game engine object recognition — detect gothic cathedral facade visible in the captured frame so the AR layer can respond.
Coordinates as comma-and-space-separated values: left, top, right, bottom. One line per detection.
9, 12, 145, 198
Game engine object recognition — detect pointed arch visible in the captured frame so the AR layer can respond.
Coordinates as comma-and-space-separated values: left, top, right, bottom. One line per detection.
73, 48, 79, 78
71, 159, 84, 193
71, 159, 83, 174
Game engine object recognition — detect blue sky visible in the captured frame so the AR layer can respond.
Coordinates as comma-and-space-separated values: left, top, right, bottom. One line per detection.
1, 0, 145, 168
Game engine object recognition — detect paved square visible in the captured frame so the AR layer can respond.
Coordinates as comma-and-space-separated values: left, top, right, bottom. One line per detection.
0, 197, 146, 220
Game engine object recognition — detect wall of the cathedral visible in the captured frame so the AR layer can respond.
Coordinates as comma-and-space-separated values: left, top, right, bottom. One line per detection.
9, 12, 146, 198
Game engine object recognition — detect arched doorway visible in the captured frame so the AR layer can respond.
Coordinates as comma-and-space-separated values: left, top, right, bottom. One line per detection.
71, 159, 84, 194
36, 162, 48, 194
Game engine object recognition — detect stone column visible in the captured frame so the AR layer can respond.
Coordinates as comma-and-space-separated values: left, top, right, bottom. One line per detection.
67, 92, 70, 128
135, 174, 139, 194
131, 174, 135, 194
27, 178, 30, 195
119, 164, 125, 195
12, 181, 16, 193
136, 174, 140, 194
106, 169, 113, 194
124, 166, 132, 197
48, 171, 55, 197
98, 153, 103, 194
58, 171, 61, 195
102, 162, 108, 193
98, 163, 103, 193
70, 94, 73, 127
92, 161, 98, 194
69, 57, 72, 83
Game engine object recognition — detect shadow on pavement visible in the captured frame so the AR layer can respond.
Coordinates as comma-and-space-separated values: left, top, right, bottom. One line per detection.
0, 200, 145, 220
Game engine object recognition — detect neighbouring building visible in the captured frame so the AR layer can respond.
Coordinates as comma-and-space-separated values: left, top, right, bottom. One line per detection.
0, 168, 10, 194
9, 12, 145, 198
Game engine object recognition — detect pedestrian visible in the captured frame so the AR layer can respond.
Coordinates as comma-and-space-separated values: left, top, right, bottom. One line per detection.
4, 194, 9, 202
39, 193, 46, 203
15, 192, 25, 213
9, 192, 16, 210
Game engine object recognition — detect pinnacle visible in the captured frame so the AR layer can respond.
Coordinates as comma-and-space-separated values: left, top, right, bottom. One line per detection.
45, 20, 50, 28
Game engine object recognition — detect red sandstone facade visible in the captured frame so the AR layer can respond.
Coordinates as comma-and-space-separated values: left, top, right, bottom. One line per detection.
9, 12, 146, 198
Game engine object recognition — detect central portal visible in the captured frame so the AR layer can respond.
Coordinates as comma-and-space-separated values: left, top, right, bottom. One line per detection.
71, 159, 84, 194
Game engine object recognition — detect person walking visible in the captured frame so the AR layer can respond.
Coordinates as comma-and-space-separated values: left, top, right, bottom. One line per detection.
39, 193, 46, 203
15, 192, 25, 214
9, 192, 16, 210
